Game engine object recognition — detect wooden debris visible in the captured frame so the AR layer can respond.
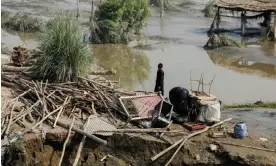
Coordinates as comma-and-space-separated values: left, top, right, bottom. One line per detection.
73, 116, 91, 166
1, 80, 15, 88
1, 62, 137, 149
209, 132, 226, 138
5, 100, 17, 135
1, 65, 30, 72
151, 118, 232, 162
94, 128, 186, 134
1, 73, 130, 136
58, 116, 75, 166
215, 141, 276, 152
53, 96, 70, 128
90, 69, 116, 75
53, 118, 107, 145
32, 106, 63, 129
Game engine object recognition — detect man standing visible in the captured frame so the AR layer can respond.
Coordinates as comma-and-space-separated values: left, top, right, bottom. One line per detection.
154, 63, 164, 96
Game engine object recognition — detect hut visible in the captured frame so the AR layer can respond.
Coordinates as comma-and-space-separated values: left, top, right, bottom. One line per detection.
209, 0, 276, 38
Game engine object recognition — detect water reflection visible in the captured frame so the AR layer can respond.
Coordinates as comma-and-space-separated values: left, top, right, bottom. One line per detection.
208, 52, 276, 79
1, 29, 37, 51
92, 44, 151, 89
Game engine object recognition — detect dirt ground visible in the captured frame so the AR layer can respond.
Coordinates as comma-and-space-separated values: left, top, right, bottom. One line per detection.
3, 124, 276, 166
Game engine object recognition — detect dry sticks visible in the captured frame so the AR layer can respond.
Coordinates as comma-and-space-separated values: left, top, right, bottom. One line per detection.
1, 74, 128, 145
151, 118, 233, 163
215, 141, 276, 152
2, 75, 122, 123
58, 116, 75, 166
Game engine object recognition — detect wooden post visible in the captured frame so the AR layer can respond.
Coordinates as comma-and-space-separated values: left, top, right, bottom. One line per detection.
208, 10, 219, 35
58, 117, 75, 166
216, 7, 220, 30
76, 0, 80, 20
241, 11, 246, 36
73, 116, 91, 166
160, 0, 164, 18
271, 11, 276, 39
89, 1, 94, 23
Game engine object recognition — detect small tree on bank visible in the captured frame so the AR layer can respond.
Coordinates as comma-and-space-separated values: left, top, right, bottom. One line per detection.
90, 0, 151, 44
30, 13, 92, 82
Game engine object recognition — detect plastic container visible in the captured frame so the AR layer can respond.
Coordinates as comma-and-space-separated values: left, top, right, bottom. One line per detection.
234, 122, 247, 139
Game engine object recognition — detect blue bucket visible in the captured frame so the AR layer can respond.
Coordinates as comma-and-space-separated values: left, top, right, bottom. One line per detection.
234, 122, 247, 139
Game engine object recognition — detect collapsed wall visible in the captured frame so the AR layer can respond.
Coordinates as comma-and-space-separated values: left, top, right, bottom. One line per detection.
3, 131, 269, 166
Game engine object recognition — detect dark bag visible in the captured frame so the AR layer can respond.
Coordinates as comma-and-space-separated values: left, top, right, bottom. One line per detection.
169, 87, 190, 114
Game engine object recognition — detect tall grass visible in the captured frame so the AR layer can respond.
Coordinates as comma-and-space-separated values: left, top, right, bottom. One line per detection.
30, 13, 92, 82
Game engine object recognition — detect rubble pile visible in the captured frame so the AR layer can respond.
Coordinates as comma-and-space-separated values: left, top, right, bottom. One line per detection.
1, 74, 135, 138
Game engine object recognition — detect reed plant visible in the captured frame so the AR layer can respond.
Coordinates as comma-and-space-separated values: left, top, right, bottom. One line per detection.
30, 13, 92, 82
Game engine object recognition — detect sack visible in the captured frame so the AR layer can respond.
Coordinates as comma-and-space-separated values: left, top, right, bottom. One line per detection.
169, 87, 189, 106
198, 101, 220, 123
169, 87, 190, 114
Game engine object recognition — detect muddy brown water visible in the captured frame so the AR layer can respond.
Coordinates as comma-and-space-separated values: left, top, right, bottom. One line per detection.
2, 0, 276, 105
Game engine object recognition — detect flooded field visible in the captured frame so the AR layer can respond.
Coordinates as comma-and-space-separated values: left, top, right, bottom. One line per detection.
222, 108, 276, 136
2, 0, 276, 104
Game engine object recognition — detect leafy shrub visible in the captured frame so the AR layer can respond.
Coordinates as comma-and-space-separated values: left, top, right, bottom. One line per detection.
91, 0, 151, 44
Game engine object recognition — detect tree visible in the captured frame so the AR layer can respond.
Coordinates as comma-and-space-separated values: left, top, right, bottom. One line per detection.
90, 0, 151, 44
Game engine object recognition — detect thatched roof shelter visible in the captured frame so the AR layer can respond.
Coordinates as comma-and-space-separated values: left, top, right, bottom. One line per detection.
215, 0, 276, 12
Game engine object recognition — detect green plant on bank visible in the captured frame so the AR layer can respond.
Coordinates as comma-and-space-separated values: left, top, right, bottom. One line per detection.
29, 13, 92, 82
90, 0, 151, 44
1, 11, 42, 32
202, 0, 217, 17
224, 101, 276, 109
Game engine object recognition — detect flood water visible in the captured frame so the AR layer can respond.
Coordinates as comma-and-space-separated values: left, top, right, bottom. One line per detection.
222, 108, 276, 136
1, 0, 276, 104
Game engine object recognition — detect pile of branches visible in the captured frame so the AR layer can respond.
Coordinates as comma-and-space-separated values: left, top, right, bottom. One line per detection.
1, 74, 135, 139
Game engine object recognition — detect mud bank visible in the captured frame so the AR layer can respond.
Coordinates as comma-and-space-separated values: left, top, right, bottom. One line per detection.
3, 130, 276, 166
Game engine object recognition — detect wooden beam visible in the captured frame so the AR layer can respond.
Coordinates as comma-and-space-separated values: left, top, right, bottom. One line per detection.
73, 116, 91, 166
151, 118, 232, 162
216, 7, 221, 29
55, 119, 107, 145
241, 11, 246, 36
58, 116, 75, 166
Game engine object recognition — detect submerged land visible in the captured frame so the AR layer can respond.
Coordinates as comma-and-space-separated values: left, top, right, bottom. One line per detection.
1, 0, 276, 165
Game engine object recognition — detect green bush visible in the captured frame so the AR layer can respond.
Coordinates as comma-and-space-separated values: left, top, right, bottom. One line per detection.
30, 13, 92, 82
91, 0, 150, 44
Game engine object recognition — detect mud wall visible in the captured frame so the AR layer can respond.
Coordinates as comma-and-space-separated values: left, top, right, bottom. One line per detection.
3, 133, 252, 166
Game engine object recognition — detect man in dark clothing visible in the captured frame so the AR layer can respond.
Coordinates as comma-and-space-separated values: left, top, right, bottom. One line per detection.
154, 63, 164, 96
